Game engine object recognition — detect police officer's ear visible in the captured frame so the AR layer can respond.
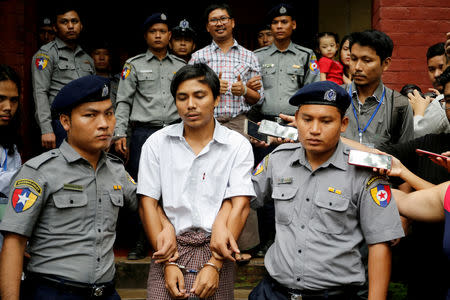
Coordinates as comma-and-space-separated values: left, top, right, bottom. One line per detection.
60, 113, 72, 132
340, 115, 349, 133
381, 57, 392, 73
291, 19, 297, 31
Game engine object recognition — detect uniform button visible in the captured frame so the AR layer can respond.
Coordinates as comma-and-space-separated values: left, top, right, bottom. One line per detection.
281, 193, 284, 197
306, 198, 309, 202
99, 198, 101, 203
97, 258, 100, 262
70, 200, 74, 204
329, 202, 332, 206
98, 229, 101, 233
298, 249, 302, 253
297, 277, 301, 282
311, 173, 315, 177
301, 225, 305, 229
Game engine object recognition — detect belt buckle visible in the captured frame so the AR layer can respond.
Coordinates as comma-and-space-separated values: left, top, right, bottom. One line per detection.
290, 294, 302, 300
93, 286, 104, 297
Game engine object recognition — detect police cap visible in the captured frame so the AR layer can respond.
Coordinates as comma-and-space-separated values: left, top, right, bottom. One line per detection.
143, 13, 169, 32
266, 3, 295, 22
51, 75, 111, 113
39, 17, 53, 27
289, 81, 351, 113
172, 19, 196, 40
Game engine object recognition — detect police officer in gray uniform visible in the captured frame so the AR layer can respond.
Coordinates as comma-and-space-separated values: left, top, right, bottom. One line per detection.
114, 12, 186, 179
32, 5, 95, 150
254, 4, 320, 120
249, 81, 404, 300
0, 75, 137, 299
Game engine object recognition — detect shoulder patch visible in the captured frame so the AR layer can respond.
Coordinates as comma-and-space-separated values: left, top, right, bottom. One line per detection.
365, 175, 389, 190
252, 155, 269, 176
308, 54, 319, 74
121, 63, 132, 80
370, 184, 392, 208
12, 179, 42, 213
35, 53, 50, 70
26, 150, 59, 169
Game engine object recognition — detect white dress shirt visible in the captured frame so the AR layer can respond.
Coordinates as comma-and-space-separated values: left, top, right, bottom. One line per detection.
137, 120, 255, 234
414, 94, 450, 138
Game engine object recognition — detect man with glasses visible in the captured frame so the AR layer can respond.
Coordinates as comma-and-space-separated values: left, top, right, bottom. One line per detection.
189, 3, 263, 137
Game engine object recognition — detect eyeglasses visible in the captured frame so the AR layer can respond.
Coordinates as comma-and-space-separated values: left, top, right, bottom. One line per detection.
208, 16, 232, 25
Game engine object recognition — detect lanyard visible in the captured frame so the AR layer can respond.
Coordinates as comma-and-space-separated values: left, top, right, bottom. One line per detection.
349, 85, 385, 143
1, 149, 7, 171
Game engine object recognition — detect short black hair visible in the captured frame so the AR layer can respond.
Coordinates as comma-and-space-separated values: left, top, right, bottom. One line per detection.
52, 3, 80, 23
0, 64, 22, 153
204, 3, 233, 24
426, 42, 445, 61
350, 30, 394, 62
170, 64, 220, 100
437, 66, 450, 88
400, 84, 422, 97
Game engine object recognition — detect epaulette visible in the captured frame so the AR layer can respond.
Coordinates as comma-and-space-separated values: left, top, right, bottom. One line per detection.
38, 40, 57, 52
254, 46, 270, 54
271, 142, 302, 155
170, 54, 187, 64
126, 53, 146, 63
25, 149, 60, 169
293, 44, 314, 56
106, 152, 124, 165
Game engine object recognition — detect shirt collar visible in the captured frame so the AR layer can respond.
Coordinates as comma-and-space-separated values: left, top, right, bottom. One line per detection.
211, 39, 239, 51
167, 119, 228, 145
59, 140, 107, 166
290, 140, 348, 171
55, 37, 83, 54
145, 49, 171, 61
351, 80, 385, 104
270, 41, 295, 55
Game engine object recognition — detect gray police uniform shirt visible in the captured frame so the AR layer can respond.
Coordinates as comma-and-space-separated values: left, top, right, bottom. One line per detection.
251, 141, 404, 290
0, 141, 137, 283
341, 81, 414, 147
254, 42, 320, 116
31, 38, 95, 134
114, 50, 186, 137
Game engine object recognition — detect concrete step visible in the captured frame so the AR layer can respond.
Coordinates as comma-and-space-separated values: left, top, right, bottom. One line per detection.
114, 256, 266, 290
117, 288, 252, 300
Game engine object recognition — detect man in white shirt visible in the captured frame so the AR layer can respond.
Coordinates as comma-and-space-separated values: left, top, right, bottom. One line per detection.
138, 63, 255, 299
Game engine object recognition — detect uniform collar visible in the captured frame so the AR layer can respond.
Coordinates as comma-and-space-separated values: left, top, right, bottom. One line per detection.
270, 41, 295, 55
55, 37, 83, 55
145, 49, 171, 61
351, 80, 385, 104
167, 119, 228, 144
291, 140, 348, 171
59, 140, 107, 166
211, 39, 239, 52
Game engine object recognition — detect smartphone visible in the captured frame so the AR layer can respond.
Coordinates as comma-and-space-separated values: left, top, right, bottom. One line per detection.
348, 150, 392, 170
244, 119, 268, 143
415, 149, 448, 160
258, 119, 298, 141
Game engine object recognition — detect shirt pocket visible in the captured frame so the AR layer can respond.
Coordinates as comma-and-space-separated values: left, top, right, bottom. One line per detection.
272, 186, 298, 225
286, 67, 304, 88
104, 190, 124, 232
56, 62, 77, 82
261, 66, 276, 90
311, 192, 349, 234
49, 193, 88, 233
79, 62, 94, 75
136, 71, 157, 96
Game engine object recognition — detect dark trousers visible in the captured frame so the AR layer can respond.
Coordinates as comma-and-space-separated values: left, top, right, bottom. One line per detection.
128, 126, 160, 180
249, 276, 362, 300
20, 278, 120, 300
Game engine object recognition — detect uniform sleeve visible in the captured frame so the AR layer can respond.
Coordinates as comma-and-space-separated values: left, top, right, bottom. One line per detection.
136, 137, 161, 200
31, 51, 54, 134
122, 170, 137, 211
246, 53, 264, 106
114, 63, 137, 136
318, 57, 332, 73
224, 140, 256, 199
396, 101, 414, 144
303, 52, 321, 86
358, 174, 405, 244
251, 154, 272, 209
0, 165, 49, 237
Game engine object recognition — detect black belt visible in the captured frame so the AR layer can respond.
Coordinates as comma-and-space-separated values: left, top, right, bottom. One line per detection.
267, 275, 359, 299
131, 118, 181, 129
25, 272, 115, 298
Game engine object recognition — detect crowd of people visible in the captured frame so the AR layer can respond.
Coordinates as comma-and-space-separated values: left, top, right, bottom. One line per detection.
0, 2, 449, 300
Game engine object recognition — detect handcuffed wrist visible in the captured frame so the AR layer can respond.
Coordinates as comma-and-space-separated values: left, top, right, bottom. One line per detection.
202, 262, 221, 274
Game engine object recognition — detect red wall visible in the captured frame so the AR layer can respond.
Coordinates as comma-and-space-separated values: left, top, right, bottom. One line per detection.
372, 0, 450, 92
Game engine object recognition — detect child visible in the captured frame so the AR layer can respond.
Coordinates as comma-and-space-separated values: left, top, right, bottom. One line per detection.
316, 32, 344, 85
